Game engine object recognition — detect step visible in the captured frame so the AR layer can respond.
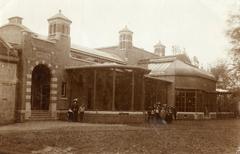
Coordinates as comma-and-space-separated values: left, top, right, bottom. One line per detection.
30, 110, 56, 121
29, 116, 56, 121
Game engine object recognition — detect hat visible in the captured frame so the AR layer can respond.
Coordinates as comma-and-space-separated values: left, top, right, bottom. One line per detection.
73, 98, 78, 102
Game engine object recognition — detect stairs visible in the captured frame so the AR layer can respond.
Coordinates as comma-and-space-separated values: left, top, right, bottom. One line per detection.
30, 110, 56, 121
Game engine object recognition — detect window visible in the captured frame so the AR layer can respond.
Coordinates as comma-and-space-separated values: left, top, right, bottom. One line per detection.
62, 25, 65, 33
53, 24, 56, 33
49, 25, 52, 34
61, 82, 67, 97
175, 90, 196, 112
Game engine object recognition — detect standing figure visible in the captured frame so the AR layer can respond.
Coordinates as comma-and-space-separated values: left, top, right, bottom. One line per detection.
67, 108, 73, 121
79, 104, 85, 122
172, 106, 177, 120
71, 98, 79, 122
147, 105, 154, 123
160, 107, 167, 124
166, 107, 173, 124
154, 103, 161, 124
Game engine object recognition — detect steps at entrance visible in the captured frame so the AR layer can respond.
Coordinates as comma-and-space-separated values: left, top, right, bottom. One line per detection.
30, 110, 56, 121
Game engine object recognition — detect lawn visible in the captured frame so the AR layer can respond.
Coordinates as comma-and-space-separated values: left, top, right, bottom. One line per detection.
0, 119, 239, 154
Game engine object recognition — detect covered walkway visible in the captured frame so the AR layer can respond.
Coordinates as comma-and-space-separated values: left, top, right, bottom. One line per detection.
66, 64, 150, 111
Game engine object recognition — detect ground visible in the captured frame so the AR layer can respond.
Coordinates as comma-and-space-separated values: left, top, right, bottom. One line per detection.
0, 120, 239, 154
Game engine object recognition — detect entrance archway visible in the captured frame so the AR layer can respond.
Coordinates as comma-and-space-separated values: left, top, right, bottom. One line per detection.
31, 64, 51, 110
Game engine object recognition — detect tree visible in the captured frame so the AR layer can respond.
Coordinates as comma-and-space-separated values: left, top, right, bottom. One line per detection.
210, 60, 231, 89
226, 9, 240, 88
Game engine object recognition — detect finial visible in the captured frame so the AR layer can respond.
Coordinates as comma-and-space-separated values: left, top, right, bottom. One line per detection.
59, 9, 62, 14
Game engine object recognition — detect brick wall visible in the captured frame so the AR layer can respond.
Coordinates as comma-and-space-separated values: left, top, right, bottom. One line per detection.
0, 61, 17, 124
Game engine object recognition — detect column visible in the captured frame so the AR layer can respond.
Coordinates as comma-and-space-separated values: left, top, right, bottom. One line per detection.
195, 90, 197, 112
93, 70, 97, 110
141, 75, 145, 110
184, 91, 187, 112
131, 71, 135, 111
112, 69, 116, 111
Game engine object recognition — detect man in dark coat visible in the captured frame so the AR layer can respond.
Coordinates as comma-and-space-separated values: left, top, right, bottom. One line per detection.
172, 106, 177, 120
71, 98, 79, 122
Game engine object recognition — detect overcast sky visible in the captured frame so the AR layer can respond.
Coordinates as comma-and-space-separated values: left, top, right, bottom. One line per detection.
0, 0, 238, 67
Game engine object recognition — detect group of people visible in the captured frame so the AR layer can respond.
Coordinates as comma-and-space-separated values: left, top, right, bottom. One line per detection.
67, 98, 85, 122
147, 102, 177, 124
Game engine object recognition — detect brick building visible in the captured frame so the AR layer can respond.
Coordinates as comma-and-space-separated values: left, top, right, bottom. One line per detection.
0, 11, 220, 124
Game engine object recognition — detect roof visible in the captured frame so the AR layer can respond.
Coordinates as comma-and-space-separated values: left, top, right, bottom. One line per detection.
119, 25, 133, 33
71, 44, 125, 63
97, 45, 159, 63
0, 23, 31, 32
8, 16, 23, 20
48, 10, 71, 23
148, 59, 216, 81
144, 75, 173, 83
139, 53, 192, 65
154, 41, 165, 48
66, 63, 150, 73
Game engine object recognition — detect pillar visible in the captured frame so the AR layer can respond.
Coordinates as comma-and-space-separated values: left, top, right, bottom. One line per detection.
141, 75, 145, 110
93, 70, 97, 110
195, 90, 197, 112
112, 69, 116, 111
131, 71, 135, 111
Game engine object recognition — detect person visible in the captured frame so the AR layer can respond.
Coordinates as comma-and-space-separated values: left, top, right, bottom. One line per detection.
160, 107, 167, 124
79, 104, 85, 122
172, 106, 177, 120
71, 98, 79, 122
165, 106, 173, 124
154, 104, 160, 124
146, 105, 155, 123
67, 108, 73, 121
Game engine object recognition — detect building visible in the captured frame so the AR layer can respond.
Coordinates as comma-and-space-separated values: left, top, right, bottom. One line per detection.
0, 11, 226, 124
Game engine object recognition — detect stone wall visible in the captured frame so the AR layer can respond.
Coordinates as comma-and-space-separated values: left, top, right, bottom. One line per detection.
58, 111, 146, 124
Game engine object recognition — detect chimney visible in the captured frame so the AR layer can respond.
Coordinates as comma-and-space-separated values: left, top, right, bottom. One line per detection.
8, 16, 23, 25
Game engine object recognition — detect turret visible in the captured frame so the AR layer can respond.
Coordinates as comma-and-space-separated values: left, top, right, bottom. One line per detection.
119, 26, 133, 50
48, 10, 72, 40
154, 41, 165, 57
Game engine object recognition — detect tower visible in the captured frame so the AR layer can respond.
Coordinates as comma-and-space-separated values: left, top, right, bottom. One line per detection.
119, 26, 133, 51
48, 10, 72, 40
154, 41, 166, 57
8, 16, 23, 25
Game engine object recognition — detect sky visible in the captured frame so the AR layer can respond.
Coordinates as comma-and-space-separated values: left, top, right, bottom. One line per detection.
0, 0, 238, 67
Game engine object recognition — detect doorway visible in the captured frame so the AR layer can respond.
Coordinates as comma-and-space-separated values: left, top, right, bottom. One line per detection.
31, 64, 51, 110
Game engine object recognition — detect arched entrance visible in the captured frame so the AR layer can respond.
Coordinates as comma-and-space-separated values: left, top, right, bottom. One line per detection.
31, 64, 51, 110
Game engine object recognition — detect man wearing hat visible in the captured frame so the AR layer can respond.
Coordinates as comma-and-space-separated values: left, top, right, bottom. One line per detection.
71, 98, 79, 122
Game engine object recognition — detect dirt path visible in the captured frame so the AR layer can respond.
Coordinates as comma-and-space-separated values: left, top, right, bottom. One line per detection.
0, 121, 128, 133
